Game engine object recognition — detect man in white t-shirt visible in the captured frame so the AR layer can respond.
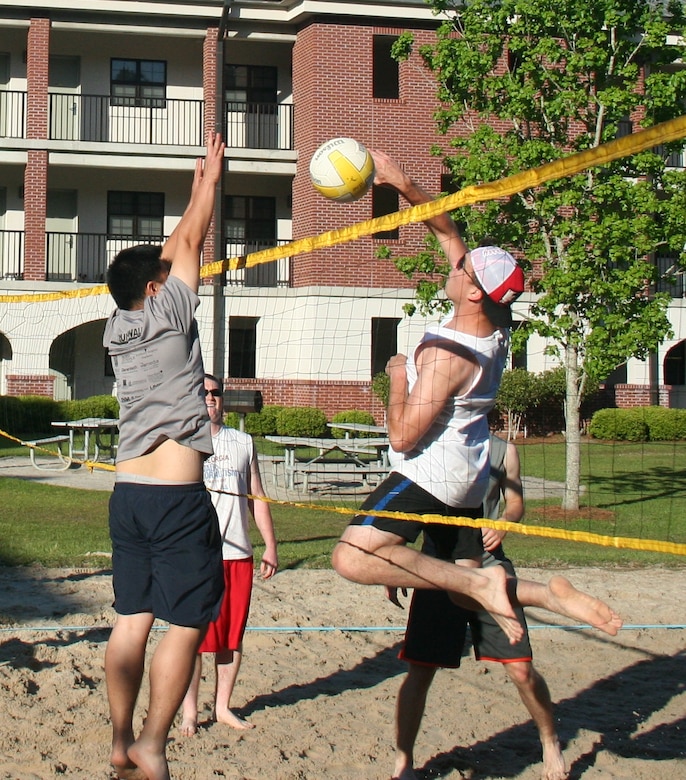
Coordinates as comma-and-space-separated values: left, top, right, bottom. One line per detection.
179, 374, 278, 735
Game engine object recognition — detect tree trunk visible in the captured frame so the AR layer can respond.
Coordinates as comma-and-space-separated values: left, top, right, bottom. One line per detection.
563, 344, 582, 510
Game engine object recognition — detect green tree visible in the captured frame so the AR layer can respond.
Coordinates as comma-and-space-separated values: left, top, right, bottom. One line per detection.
495, 368, 540, 438
393, 0, 686, 508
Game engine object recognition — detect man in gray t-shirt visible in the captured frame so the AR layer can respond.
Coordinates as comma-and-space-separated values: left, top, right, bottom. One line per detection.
103, 132, 226, 780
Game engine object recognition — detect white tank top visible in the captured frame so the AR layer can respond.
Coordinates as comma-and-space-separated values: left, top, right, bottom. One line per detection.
388, 316, 509, 507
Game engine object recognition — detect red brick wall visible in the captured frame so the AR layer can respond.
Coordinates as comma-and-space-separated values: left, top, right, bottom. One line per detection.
23, 18, 50, 281
222, 377, 387, 424
291, 23, 448, 289
202, 26, 219, 270
614, 384, 670, 408
7, 374, 56, 397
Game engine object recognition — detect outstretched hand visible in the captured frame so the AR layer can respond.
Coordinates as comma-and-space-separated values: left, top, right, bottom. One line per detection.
193, 130, 225, 194
369, 149, 410, 191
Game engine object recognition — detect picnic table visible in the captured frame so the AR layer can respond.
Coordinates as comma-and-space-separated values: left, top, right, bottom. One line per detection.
326, 421, 387, 438
265, 435, 390, 490
50, 417, 119, 464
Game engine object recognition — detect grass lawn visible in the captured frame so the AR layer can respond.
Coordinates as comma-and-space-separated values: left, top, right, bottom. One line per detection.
0, 436, 684, 569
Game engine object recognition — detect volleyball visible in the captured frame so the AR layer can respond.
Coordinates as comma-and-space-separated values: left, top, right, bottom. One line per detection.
309, 137, 375, 202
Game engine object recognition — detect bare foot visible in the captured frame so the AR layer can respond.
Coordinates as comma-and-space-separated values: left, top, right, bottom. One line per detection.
541, 736, 568, 780
392, 767, 419, 780
111, 742, 147, 780
177, 718, 198, 737
128, 741, 169, 780
452, 565, 524, 645
215, 709, 256, 730
545, 576, 623, 636
111, 762, 147, 780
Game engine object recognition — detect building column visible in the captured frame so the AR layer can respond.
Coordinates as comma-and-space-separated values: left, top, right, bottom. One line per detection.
24, 17, 50, 282
202, 25, 220, 268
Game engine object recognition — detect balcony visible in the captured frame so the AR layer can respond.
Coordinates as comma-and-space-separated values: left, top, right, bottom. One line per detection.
48, 93, 204, 146
37, 233, 290, 287
223, 239, 291, 287
0, 230, 24, 279
46, 233, 167, 282
224, 101, 294, 151
44, 94, 294, 150
0, 91, 26, 138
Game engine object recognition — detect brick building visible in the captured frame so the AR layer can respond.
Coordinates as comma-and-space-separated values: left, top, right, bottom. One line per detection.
0, 0, 685, 420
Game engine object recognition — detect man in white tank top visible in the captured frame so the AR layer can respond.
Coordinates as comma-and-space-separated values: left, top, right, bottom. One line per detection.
332, 151, 622, 650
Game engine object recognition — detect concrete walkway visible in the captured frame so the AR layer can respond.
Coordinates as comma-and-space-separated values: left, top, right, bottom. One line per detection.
0, 453, 566, 501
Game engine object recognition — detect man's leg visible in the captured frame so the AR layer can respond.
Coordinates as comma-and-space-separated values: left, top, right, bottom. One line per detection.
333, 525, 523, 643
105, 612, 154, 778
504, 662, 567, 780
513, 577, 622, 636
214, 644, 254, 729
394, 662, 437, 780
127, 623, 206, 780
179, 654, 202, 736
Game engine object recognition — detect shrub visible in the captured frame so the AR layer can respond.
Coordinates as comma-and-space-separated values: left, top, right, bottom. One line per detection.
640, 406, 686, 441
276, 406, 328, 437
223, 412, 241, 430
330, 410, 376, 438
371, 372, 390, 408
57, 395, 119, 421
589, 408, 649, 441
247, 405, 284, 437
494, 369, 540, 437
0, 395, 26, 434
17, 395, 61, 433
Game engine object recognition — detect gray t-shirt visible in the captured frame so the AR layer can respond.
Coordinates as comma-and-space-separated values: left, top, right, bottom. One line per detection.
103, 274, 212, 461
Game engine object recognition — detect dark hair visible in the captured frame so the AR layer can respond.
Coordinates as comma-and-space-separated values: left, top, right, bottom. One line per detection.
204, 373, 222, 388
106, 244, 170, 310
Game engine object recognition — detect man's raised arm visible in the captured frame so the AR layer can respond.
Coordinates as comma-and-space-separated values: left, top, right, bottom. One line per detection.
163, 131, 225, 292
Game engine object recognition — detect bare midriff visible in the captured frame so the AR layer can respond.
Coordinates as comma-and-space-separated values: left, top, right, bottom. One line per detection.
116, 438, 204, 483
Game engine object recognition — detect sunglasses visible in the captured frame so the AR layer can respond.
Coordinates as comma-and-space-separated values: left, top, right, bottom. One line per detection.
204, 389, 222, 398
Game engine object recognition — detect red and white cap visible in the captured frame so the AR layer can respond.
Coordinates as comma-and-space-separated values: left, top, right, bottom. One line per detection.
470, 246, 525, 305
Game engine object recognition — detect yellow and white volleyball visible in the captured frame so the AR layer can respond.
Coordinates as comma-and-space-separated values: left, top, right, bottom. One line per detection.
309, 137, 375, 202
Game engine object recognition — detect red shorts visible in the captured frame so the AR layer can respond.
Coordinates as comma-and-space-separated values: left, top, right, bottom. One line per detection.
198, 557, 253, 653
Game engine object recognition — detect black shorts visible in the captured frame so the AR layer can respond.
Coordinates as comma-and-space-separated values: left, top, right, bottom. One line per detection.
349, 471, 484, 560
400, 550, 532, 667
109, 482, 224, 627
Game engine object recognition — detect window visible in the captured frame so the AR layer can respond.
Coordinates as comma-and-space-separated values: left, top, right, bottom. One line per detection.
225, 195, 277, 286
225, 64, 277, 104
373, 36, 399, 99
111, 58, 166, 108
372, 185, 399, 240
229, 316, 258, 378
107, 191, 164, 239
371, 317, 400, 377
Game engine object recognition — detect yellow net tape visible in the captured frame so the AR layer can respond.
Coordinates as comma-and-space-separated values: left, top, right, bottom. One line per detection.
249, 495, 686, 556
3, 114, 686, 305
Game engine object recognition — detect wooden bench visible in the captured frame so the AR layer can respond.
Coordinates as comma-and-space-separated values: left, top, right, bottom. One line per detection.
23, 435, 72, 471
291, 462, 389, 491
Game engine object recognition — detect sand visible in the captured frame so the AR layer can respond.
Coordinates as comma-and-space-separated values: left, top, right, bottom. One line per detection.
0, 565, 683, 780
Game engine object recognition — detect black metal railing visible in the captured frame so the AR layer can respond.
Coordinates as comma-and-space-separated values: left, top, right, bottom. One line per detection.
0, 91, 26, 138
224, 102, 294, 151
48, 93, 204, 146
45, 94, 295, 150
45, 233, 166, 283
42, 232, 290, 287
0, 230, 24, 279
223, 239, 290, 287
